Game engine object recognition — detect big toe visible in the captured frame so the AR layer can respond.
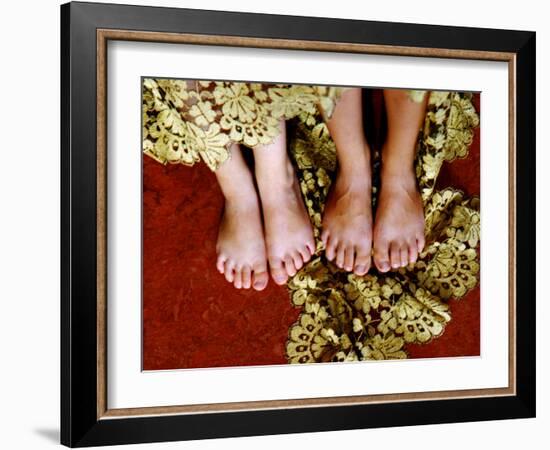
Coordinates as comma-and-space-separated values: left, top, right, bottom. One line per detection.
270, 265, 288, 285
353, 243, 372, 275
376, 258, 390, 272
354, 257, 371, 276
373, 243, 391, 272
252, 270, 269, 291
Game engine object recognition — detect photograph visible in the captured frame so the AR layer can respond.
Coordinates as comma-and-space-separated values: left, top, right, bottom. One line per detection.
142, 79, 481, 370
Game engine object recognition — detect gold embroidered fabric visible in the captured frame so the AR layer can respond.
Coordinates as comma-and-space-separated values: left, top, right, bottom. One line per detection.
142, 81, 479, 364
285, 91, 479, 363
142, 79, 347, 170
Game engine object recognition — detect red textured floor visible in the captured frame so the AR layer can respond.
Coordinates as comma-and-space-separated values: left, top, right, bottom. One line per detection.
142, 93, 480, 370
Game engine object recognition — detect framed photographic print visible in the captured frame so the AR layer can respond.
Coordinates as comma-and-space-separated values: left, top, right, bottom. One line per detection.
60, 1, 536, 447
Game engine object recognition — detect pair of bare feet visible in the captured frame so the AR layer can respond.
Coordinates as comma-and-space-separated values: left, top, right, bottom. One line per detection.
321, 146, 425, 276
215, 89, 427, 290
215, 122, 315, 291
321, 88, 427, 275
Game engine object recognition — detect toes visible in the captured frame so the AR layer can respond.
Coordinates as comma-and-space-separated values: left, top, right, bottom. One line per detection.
354, 241, 372, 275
400, 247, 409, 268
354, 251, 371, 276
408, 241, 419, 264
252, 262, 269, 291
284, 255, 297, 277
298, 246, 311, 264
305, 237, 316, 255
233, 267, 243, 289
353, 263, 370, 276
292, 252, 304, 271
390, 243, 402, 269
241, 266, 252, 289
417, 234, 426, 253
343, 245, 355, 272
224, 260, 235, 283
270, 260, 288, 285
252, 268, 269, 291
335, 244, 346, 269
325, 236, 338, 261
216, 255, 227, 274
321, 229, 329, 247
373, 239, 391, 273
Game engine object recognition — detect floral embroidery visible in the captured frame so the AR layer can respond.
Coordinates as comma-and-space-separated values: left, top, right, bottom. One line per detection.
142, 79, 345, 170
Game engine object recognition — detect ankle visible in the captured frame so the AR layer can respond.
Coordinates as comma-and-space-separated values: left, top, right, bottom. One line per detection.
336, 141, 371, 179
381, 157, 415, 178
255, 155, 295, 190
224, 190, 259, 213
218, 172, 259, 210
380, 163, 417, 194
336, 161, 372, 192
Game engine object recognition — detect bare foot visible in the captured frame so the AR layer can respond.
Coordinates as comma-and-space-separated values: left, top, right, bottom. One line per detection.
373, 153, 425, 272
254, 120, 315, 285
321, 156, 373, 275
215, 143, 269, 290
216, 198, 269, 290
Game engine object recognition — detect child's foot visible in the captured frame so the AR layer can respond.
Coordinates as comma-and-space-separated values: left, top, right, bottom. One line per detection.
321, 161, 373, 276
253, 119, 315, 285
216, 196, 269, 291
215, 143, 269, 291
257, 159, 316, 285
373, 153, 425, 272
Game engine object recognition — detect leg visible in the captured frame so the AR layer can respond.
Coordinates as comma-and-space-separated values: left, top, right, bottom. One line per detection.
215, 143, 269, 290
253, 119, 316, 285
373, 89, 427, 272
321, 88, 373, 276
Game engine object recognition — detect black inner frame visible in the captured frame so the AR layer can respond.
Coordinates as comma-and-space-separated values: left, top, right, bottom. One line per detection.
61, 1, 536, 447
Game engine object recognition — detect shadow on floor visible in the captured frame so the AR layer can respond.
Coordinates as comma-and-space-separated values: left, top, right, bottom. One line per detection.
34, 428, 59, 444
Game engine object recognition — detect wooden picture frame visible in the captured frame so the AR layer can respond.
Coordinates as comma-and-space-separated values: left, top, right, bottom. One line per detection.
61, 1, 536, 446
